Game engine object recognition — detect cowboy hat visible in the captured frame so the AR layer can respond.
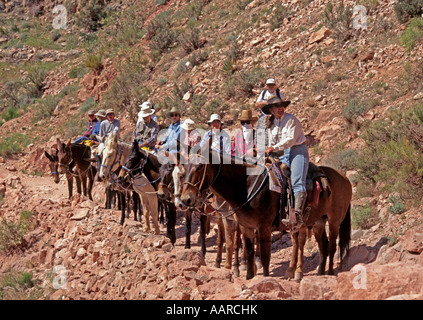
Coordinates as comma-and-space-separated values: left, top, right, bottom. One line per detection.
95, 109, 106, 117
87, 109, 95, 115
261, 97, 291, 115
207, 113, 223, 124
139, 105, 155, 118
139, 101, 152, 109
266, 78, 276, 85
166, 106, 181, 118
181, 119, 195, 131
105, 108, 115, 115
238, 109, 258, 122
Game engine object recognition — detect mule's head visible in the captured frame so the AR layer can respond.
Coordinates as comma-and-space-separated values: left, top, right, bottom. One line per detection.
180, 154, 212, 209
44, 149, 60, 184
157, 162, 175, 202
99, 131, 118, 180
56, 138, 71, 174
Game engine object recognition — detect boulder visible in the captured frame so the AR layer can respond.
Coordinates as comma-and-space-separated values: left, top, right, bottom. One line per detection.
300, 275, 337, 300
309, 26, 332, 44
402, 224, 423, 254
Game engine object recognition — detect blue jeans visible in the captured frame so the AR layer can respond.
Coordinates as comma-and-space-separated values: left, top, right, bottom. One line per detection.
279, 144, 309, 196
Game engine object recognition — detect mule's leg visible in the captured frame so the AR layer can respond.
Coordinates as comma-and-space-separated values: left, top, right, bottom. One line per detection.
119, 191, 126, 225
150, 197, 160, 235
87, 168, 94, 201
81, 172, 88, 197
215, 215, 224, 268
140, 194, 151, 233
132, 192, 140, 221
327, 221, 340, 275
66, 172, 73, 199
313, 218, 328, 275
75, 174, 82, 195
185, 210, 192, 249
223, 218, 235, 270
295, 228, 307, 281
166, 203, 177, 245
258, 229, 272, 277
255, 231, 263, 270
244, 236, 256, 280
199, 214, 208, 257
232, 224, 242, 277
286, 232, 299, 279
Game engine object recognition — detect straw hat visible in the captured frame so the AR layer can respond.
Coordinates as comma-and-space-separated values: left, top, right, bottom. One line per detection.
105, 108, 115, 115
181, 119, 195, 131
238, 109, 258, 122
87, 110, 95, 115
139, 105, 155, 118
261, 97, 291, 115
266, 78, 276, 85
207, 114, 223, 124
166, 106, 181, 118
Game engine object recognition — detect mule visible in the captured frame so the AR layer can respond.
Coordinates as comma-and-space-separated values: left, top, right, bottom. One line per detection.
157, 159, 210, 256
181, 149, 280, 280
98, 132, 156, 231
286, 166, 352, 280
56, 139, 95, 200
45, 148, 82, 199
123, 141, 177, 244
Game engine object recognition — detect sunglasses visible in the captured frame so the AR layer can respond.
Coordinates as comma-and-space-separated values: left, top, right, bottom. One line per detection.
241, 121, 251, 125
107, 113, 114, 116
170, 113, 179, 117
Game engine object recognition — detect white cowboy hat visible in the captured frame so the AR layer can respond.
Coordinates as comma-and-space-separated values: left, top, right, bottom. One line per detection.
207, 114, 223, 124
138, 105, 155, 118
266, 78, 276, 85
139, 101, 152, 108
181, 119, 195, 131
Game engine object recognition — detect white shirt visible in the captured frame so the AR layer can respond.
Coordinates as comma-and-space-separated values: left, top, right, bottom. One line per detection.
256, 89, 284, 103
268, 113, 306, 151
199, 129, 231, 155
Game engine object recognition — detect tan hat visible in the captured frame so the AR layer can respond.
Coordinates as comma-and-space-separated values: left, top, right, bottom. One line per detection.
181, 119, 195, 131
87, 109, 95, 115
139, 105, 155, 118
166, 107, 181, 118
238, 109, 258, 122
95, 109, 106, 117
266, 78, 276, 85
106, 109, 115, 115
207, 114, 223, 124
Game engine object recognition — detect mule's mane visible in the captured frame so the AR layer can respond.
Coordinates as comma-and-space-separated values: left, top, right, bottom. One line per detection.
105, 131, 118, 150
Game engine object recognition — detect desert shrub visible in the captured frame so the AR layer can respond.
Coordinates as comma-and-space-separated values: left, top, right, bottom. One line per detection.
356, 106, 423, 201
1, 107, 20, 122
0, 133, 32, 158
0, 210, 34, 253
322, 0, 353, 41
401, 17, 423, 51
179, 26, 203, 54
342, 96, 379, 123
388, 194, 406, 215
0, 271, 38, 300
85, 53, 103, 71
395, 0, 423, 23
324, 148, 358, 173
76, 0, 108, 31
224, 67, 266, 99
352, 202, 377, 229
269, 3, 293, 31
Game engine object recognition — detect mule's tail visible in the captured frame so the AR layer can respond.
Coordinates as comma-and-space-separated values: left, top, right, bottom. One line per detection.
339, 204, 351, 263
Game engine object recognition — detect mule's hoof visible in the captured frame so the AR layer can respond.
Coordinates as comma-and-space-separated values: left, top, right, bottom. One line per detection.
239, 264, 246, 272
286, 269, 295, 279
233, 268, 240, 278
294, 271, 303, 282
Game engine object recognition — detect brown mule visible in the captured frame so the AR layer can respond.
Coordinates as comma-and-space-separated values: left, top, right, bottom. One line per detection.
286, 166, 352, 280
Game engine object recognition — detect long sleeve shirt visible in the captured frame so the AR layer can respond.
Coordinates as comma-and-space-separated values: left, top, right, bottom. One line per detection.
199, 129, 231, 155
132, 118, 159, 148
99, 119, 120, 141
268, 112, 306, 152
161, 121, 182, 151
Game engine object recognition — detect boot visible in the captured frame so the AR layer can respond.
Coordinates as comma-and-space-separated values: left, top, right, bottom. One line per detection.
282, 192, 307, 230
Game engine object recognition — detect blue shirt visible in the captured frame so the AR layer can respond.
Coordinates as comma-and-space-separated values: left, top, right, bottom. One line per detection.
161, 120, 181, 151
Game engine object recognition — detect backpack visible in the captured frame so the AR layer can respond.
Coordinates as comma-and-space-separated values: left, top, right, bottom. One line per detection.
261, 88, 282, 100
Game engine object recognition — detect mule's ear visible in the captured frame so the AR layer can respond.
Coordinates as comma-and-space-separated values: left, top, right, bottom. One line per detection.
44, 150, 54, 162
114, 131, 118, 143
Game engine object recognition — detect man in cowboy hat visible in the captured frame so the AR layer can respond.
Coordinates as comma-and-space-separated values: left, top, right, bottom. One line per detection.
263, 97, 309, 230
99, 108, 121, 142
155, 106, 181, 151
133, 104, 159, 150
199, 114, 231, 156
231, 109, 258, 160
73, 109, 99, 144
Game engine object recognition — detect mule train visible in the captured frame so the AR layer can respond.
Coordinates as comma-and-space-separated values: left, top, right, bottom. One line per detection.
46, 133, 352, 280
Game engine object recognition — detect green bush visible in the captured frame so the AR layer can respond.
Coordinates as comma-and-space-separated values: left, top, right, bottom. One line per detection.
352, 202, 377, 229
0, 133, 32, 158
401, 17, 423, 51
0, 210, 34, 253
85, 53, 103, 71
224, 67, 266, 99
395, 0, 423, 23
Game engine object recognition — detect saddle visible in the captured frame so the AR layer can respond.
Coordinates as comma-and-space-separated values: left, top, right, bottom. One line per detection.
268, 159, 331, 229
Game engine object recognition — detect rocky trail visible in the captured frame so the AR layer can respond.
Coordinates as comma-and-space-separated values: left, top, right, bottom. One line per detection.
0, 155, 422, 300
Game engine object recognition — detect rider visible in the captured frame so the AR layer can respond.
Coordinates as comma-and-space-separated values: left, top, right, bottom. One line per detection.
132, 104, 159, 150
263, 97, 309, 230
231, 109, 257, 160
155, 107, 182, 152
99, 109, 120, 142
73, 110, 98, 144
255, 78, 284, 115
90, 109, 107, 145
199, 114, 231, 156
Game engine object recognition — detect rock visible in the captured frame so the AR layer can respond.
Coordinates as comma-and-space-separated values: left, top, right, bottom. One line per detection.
335, 263, 423, 300
309, 26, 332, 44
402, 224, 423, 254
182, 91, 192, 102
413, 92, 423, 100
342, 245, 378, 271
70, 208, 90, 221
300, 276, 337, 300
